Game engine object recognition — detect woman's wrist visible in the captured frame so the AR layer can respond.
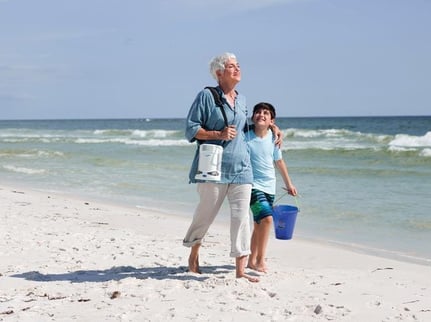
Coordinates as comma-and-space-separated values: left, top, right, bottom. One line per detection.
214, 130, 222, 139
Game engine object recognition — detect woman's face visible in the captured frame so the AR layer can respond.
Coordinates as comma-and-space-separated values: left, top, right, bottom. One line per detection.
218, 58, 241, 84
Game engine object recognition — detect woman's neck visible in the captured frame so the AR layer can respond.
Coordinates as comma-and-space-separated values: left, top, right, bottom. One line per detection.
219, 83, 236, 96
219, 83, 237, 106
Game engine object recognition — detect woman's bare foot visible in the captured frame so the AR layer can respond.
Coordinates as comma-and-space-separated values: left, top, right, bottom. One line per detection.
236, 272, 260, 283
236, 255, 259, 282
188, 244, 201, 274
188, 255, 201, 273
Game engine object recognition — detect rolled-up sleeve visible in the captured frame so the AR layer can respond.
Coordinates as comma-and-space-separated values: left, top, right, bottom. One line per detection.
185, 109, 202, 143
185, 90, 211, 142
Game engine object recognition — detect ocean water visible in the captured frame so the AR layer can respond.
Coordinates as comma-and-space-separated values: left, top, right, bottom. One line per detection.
1, 116, 430, 264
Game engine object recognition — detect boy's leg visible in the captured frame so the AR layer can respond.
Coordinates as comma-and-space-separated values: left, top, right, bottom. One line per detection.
255, 216, 273, 272
248, 189, 274, 272
247, 222, 259, 268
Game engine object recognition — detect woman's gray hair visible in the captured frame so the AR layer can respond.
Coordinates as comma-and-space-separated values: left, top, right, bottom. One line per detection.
209, 52, 237, 80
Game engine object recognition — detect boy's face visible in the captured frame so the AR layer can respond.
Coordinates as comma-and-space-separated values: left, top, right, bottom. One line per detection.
252, 108, 274, 127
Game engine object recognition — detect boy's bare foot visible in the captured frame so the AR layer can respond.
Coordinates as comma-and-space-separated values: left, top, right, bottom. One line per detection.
247, 262, 268, 273
246, 262, 256, 270
246, 259, 256, 270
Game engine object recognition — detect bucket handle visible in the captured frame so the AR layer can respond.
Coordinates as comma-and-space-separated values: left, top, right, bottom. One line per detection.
273, 190, 301, 211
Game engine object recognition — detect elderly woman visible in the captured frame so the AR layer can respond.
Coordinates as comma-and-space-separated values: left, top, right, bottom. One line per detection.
183, 52, 281, 282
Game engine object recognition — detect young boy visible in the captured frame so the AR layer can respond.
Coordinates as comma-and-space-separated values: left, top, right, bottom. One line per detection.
246, 102, 298, 273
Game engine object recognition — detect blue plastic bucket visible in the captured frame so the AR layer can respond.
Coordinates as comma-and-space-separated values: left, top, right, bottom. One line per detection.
272, 205, 299, 240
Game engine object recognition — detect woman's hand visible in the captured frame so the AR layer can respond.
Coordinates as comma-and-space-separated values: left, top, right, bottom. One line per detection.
220, 125, 237, 140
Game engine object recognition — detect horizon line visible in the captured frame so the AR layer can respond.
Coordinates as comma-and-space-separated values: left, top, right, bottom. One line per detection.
1, 114, 430, 122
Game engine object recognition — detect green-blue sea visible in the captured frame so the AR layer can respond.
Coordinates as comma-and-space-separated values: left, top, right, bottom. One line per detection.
1, 116, 430, 264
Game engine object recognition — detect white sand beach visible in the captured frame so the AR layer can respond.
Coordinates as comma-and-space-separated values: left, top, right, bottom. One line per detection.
1, 184, 430, 321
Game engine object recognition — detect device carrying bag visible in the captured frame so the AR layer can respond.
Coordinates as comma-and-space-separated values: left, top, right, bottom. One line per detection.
195, 144, 223, 181
194, 87, 230, 182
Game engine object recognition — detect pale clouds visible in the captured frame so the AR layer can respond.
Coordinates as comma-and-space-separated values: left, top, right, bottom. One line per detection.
30, 28, 117, 42
159, 0, 305, 15
179, 0, 302, 8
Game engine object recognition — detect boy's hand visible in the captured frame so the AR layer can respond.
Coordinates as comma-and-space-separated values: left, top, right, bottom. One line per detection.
283, 186, 298, 196
271, 124, 283, 148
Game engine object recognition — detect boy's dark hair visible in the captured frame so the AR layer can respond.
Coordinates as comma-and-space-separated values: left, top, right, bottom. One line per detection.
253, 102, 276, 119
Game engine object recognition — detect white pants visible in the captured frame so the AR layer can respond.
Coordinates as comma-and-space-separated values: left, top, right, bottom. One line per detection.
183, 183, 252, 258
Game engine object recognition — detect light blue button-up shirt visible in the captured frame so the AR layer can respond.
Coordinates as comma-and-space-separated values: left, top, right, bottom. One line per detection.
185, 86, 253, 184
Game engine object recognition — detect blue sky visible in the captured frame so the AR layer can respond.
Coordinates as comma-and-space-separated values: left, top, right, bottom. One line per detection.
1, 0, 430, 119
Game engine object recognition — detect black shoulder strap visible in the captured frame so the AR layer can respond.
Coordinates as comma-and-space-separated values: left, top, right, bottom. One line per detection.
205, 86, 228, 127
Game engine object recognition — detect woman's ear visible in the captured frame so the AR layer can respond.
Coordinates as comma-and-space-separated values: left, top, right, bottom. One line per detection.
215, 69, 223, 80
